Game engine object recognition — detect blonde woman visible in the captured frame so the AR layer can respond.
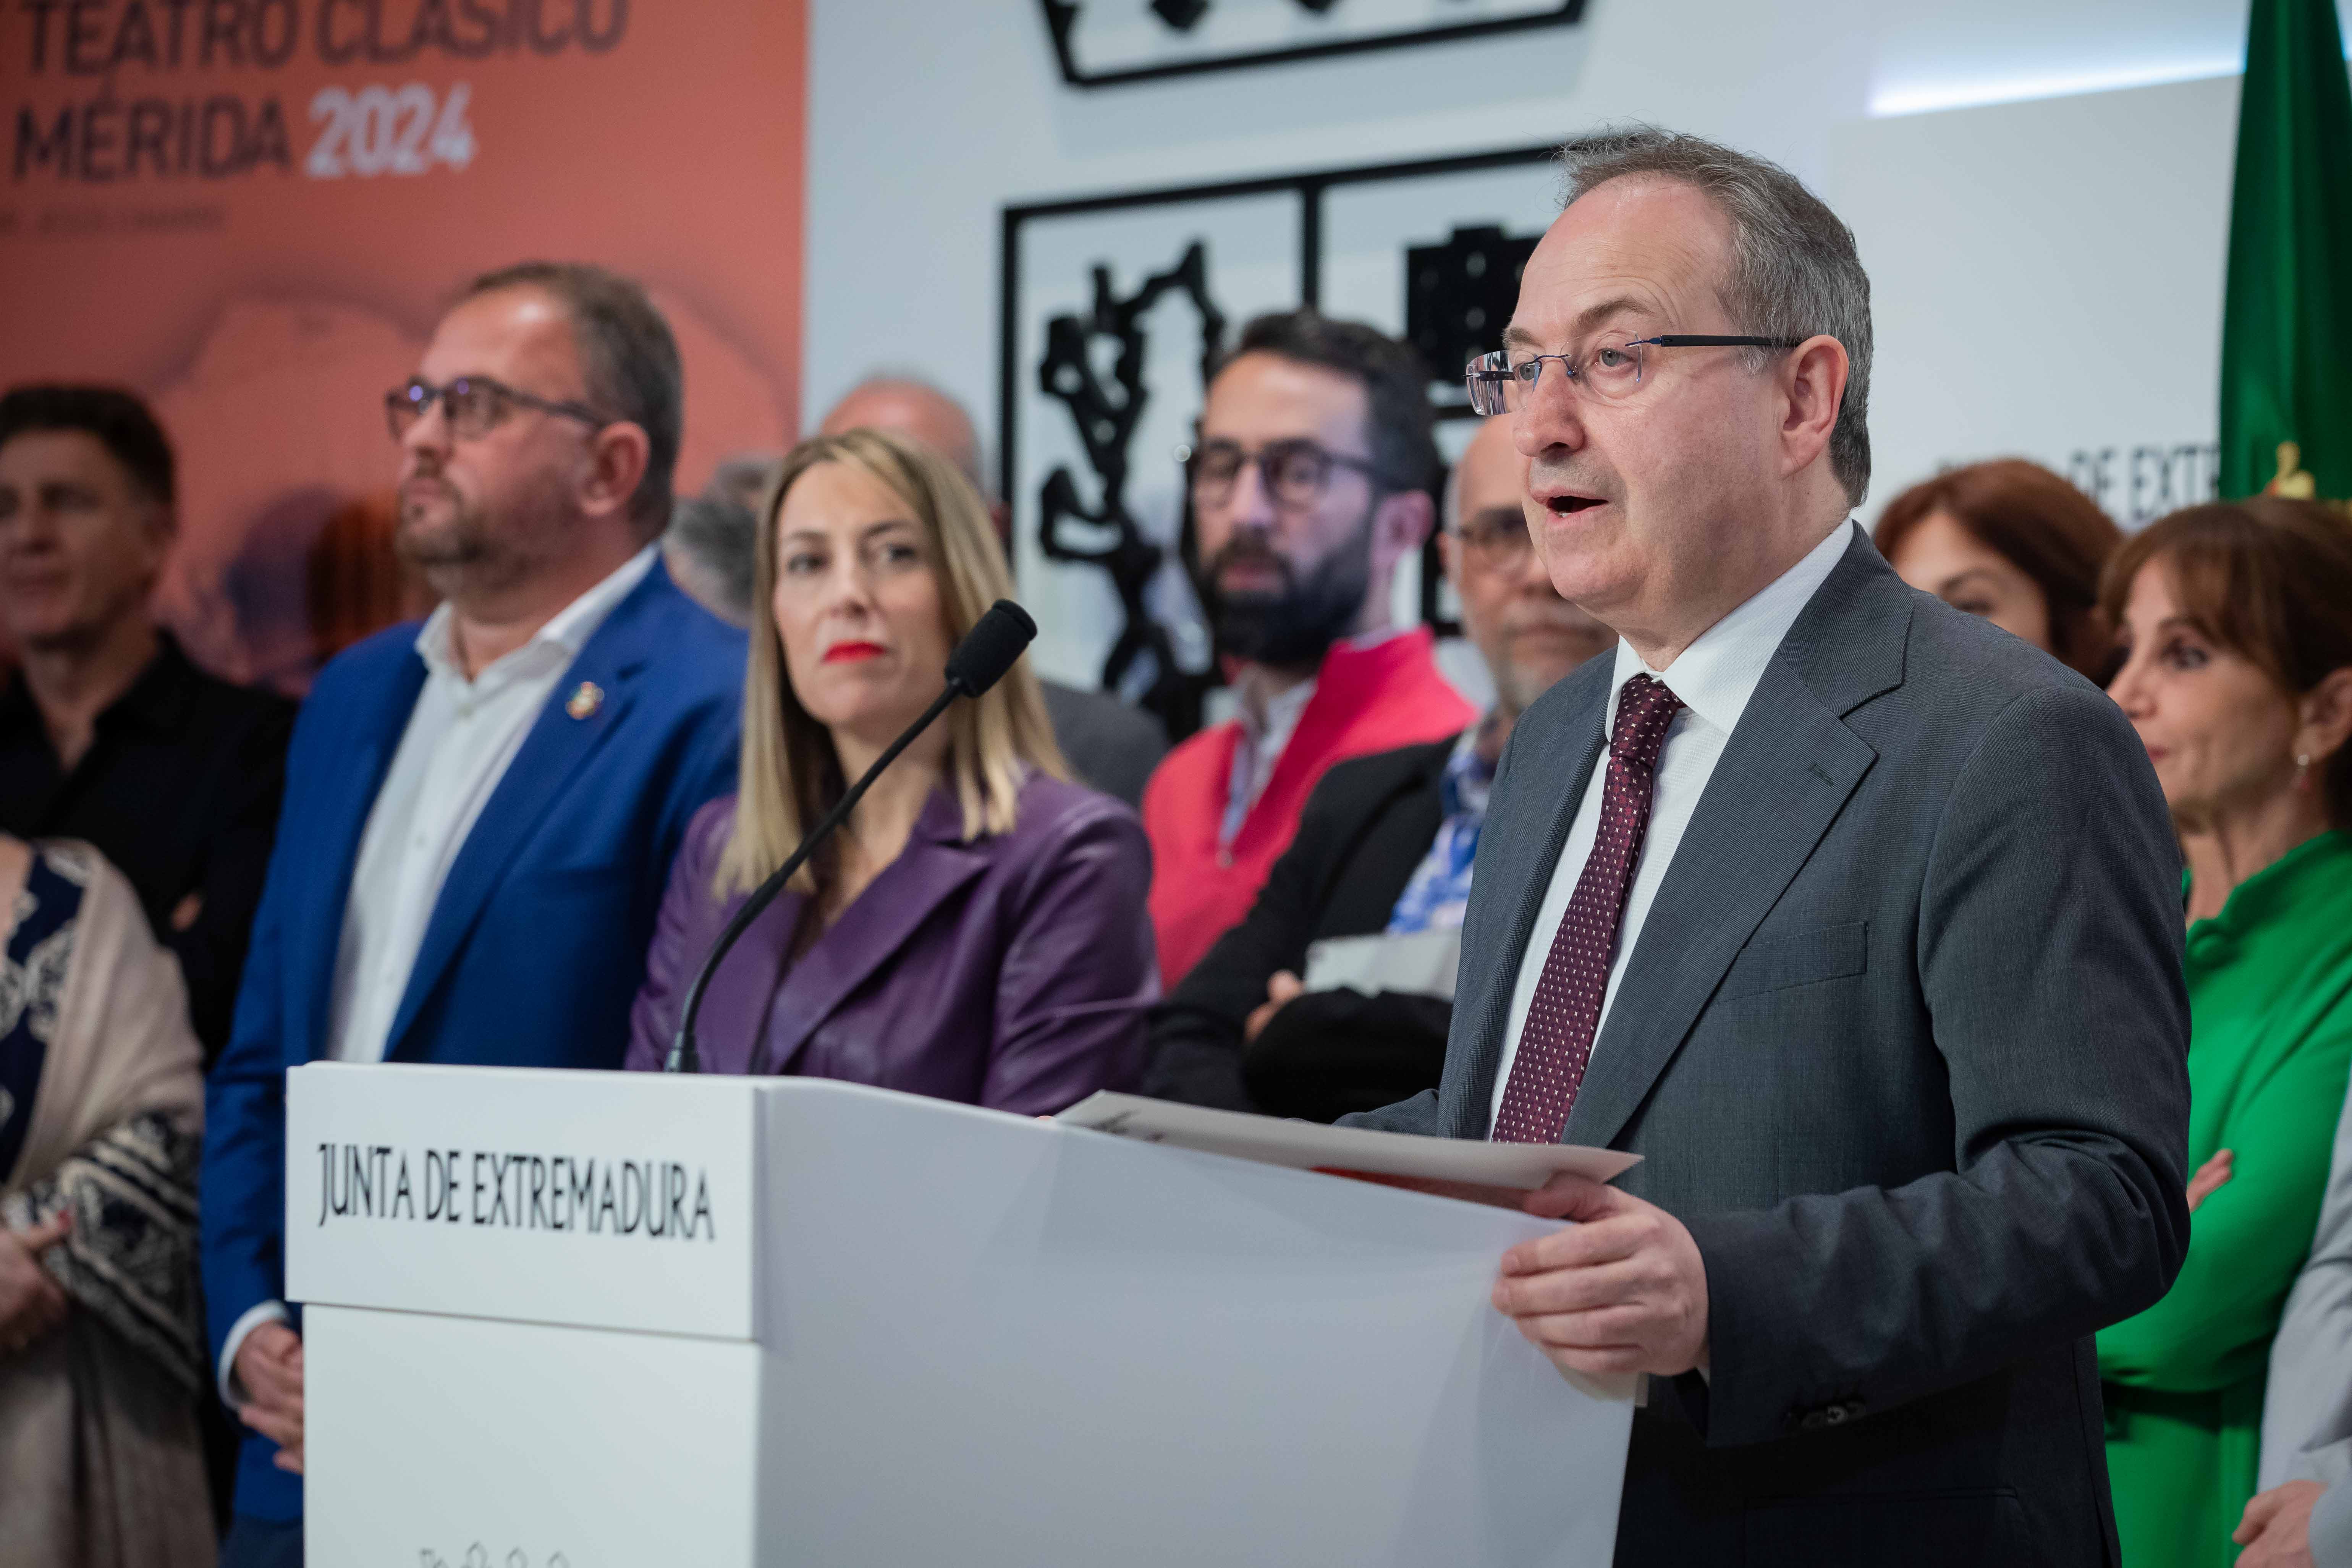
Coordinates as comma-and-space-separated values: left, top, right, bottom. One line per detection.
626, 429, 1156, 1112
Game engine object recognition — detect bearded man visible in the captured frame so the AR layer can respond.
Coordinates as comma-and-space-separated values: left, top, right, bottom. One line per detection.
1141, 311, 1475, 987
1144, 411, 1610, 1114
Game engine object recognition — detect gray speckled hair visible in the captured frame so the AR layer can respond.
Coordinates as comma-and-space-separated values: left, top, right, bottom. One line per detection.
1556, 125, 1874, 507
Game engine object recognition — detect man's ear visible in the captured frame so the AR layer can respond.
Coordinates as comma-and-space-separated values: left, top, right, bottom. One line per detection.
2296, 665, 2352, 767
1374, 487, 1434, 570
139, 498, 178, 563
581, 421, 653, 521
1779, 334, 1848, 479
132, 499, 178, 589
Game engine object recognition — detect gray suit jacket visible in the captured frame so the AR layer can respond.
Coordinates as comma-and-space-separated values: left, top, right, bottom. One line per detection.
1349, 528, 2191, 1566
1041, 680, 1168, 811
2262, 1082, 2352, 1566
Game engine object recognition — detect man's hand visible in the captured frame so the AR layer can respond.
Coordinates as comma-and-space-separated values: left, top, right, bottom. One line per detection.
2236, 1479, 2326, 1568
1244, 971, 1304, 1045
0, 1210, 71, 1355
2188, 1148, 2235, 1213
235, 1319, 307, 1474
1493, 1173, 1710, 1379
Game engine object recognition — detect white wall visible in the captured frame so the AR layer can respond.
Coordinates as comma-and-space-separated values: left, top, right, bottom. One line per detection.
801, 0, 2344, 674
804, 0, 1877, 434
1831, 73, 2242, 526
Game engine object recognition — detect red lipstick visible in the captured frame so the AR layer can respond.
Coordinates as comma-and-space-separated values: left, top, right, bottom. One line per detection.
823, 641, 886, 663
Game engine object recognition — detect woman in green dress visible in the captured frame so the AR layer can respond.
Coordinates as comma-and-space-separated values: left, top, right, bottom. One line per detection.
2097, 497, 2352, 1568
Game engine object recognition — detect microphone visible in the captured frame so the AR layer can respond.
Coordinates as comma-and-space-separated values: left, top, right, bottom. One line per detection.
664, 599, 1038, 1073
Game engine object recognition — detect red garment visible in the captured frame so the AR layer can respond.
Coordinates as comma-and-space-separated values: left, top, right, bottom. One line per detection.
1143, 627, 1477, 987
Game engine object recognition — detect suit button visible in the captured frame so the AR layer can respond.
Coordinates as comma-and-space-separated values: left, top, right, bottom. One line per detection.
1793, 1400, 1866, 1433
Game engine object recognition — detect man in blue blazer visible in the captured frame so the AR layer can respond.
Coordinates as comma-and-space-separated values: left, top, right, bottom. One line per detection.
201, 262, 744, 1566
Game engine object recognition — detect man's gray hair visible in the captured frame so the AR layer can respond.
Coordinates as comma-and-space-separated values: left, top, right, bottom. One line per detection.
1556, 126, 1873, 507
707, 453, 782, 517
666, 491, 757, 623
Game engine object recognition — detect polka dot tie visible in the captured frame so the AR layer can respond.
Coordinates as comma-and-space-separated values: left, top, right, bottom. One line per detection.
1492, 673, 1684, 1144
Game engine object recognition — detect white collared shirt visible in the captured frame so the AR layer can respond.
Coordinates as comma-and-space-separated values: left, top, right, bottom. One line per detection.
325, 543, 657, 1065
217, 543, 656, 1407
1489, 523, 1852, 1134
1221, 675, 1318, 846
1219, 626, 1411, 846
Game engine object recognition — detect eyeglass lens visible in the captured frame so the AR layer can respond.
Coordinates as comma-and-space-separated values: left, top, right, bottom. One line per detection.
1189, 440, 1341, 507
384, 378, 508, 440
1459, 513, 1533, 570
1465, 336, 1649, 416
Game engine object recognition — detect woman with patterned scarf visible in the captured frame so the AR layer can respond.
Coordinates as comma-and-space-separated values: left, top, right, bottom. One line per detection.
0, 834, 212, 1565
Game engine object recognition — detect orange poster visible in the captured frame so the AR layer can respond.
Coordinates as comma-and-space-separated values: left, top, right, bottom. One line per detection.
2, 0, 804, 689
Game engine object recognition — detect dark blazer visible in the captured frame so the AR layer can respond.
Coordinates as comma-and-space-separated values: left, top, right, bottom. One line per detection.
626, 775, 1157, 1115
1142, 736, 1458, 1120
1348, 529, 2192, 1566
1041, 678, 1169, 810
200, 560, 743, 1521
0, 634, 294, 1063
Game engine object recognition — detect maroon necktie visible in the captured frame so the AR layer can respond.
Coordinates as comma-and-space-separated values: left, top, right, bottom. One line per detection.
1492, 673, 1684, 1144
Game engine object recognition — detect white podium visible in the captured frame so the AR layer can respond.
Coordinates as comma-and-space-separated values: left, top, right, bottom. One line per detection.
285, 1063, 1633, 1566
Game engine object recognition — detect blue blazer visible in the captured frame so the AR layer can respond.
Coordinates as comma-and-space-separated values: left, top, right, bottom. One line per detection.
199, 560, 743, 1520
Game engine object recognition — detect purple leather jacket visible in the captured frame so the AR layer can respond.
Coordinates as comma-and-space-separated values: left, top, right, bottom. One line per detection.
626, 774, 1157, 1114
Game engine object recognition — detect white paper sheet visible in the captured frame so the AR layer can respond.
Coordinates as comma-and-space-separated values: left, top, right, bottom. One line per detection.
1301, 927, 1462, 1000
1056, 1092, 1640, 1191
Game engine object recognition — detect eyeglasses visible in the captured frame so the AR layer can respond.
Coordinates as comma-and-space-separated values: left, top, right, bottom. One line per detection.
1456, 509, 1535, 573
384, 376, 607, 442
1464, 333, 1808, 416
1181, 438, 1398, 510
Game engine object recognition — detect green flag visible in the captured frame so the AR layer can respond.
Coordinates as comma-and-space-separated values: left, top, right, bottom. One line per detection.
2219, 0, 2352, 502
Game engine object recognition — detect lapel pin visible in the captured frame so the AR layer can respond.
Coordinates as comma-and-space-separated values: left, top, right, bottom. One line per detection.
565, 680, 604, 721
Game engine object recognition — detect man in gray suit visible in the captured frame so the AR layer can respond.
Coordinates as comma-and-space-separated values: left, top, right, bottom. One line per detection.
1347, 128, 2191, 1564
2240, 1085, 2352, 1567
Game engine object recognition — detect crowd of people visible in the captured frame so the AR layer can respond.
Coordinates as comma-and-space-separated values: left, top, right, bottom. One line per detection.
0, 125, 2347, 1568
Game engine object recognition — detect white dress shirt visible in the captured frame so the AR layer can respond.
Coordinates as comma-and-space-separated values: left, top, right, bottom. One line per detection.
217, 544, 657, 1405
1490, 524, 1852, 1133
1218, 626, 1411, 845
1221, 675, 1317, 845
325, 544, 656, 1065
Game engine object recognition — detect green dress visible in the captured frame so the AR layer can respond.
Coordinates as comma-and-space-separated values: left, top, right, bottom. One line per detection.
2099, 829, 2352, 1568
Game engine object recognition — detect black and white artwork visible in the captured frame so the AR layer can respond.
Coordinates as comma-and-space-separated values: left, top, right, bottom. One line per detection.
1034, 242, 1229, 727
1040, 0, 1585, 88
1001, 146, 1561, 737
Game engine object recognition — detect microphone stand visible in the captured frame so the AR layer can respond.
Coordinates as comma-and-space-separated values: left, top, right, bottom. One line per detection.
663, 683, 957, 1074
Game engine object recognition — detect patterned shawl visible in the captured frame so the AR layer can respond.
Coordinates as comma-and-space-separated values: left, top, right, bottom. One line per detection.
0, 841, 205, 1393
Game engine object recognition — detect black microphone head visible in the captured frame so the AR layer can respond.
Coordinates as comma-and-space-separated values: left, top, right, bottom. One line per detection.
946, 599, 1038, 697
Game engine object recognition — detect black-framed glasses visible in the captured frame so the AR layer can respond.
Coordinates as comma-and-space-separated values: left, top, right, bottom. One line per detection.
1464, 333, 1809, 415
384, 375, 608, 441
1456, 508, 1535, 573
1180, 437, 1398, 509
